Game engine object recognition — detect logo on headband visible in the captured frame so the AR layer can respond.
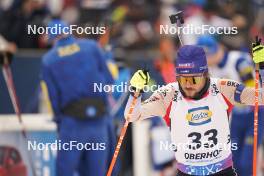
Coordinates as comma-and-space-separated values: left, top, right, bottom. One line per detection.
186, 106, 212, 126
177, 63, 195, 68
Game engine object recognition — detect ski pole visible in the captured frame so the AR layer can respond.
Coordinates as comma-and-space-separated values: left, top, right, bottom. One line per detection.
2, 54, 22, 122
169, 11, 185, 46
1, 53, 37, 176
252, 36, 264, 176
107, 92, 140, 176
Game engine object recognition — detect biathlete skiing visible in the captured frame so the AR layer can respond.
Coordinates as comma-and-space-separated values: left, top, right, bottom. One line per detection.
123, 38, 264, 175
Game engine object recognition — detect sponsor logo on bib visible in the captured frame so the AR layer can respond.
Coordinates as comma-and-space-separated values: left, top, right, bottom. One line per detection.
186, 106, 212, 126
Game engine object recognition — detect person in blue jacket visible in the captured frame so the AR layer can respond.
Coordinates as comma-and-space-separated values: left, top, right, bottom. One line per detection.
41, 19, 114, 176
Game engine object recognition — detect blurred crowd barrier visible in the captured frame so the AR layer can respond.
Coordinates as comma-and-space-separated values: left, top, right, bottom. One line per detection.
0, 114, 56, 176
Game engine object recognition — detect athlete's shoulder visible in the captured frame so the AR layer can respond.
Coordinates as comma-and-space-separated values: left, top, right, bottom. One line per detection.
217, 78, 240, 87
153, 82, 178, 101
42, 48, 58, 66
143, 82, 177, 108
156, 82, 178, 93
210, 77, 241, 95
210, 77, 220, 84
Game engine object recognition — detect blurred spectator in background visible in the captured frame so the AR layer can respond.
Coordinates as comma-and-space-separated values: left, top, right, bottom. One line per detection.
0, 0, 14, 12
116, 0, 159, 49
154, 37, 176, 85
0, 0, 49, 48
215, 0, 249, 50
79, 0, 111, 24
41, 19, 115, 176
46, 0, 63, 17
249, 0, 264, 47
197, 35, 264, 176
181, 0, 247, 49
182, 0, 232, 45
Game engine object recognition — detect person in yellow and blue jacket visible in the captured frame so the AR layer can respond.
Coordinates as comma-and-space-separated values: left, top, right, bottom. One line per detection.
40, 19, 115, 176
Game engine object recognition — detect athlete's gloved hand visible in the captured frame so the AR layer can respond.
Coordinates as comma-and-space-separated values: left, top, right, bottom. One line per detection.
252, 36, 264, 64
130, 69, 150, 95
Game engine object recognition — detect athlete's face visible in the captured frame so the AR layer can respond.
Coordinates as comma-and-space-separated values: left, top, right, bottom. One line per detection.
177, 73, 207, 98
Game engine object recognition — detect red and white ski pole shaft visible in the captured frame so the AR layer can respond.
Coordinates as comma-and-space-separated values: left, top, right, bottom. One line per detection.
1, 53, 37, 176
1, 53, 25, 134
107, 92, 140, 176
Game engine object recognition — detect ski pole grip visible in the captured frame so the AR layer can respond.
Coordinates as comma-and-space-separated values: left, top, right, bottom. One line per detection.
259, 62, 264, 69
0, 52, 13, 66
